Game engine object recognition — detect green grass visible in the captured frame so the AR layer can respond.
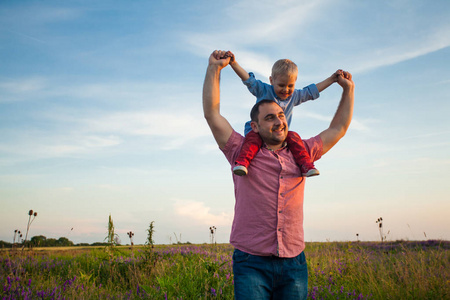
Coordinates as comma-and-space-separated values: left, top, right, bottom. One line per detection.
306, 240, 449, 299
1, 241, 449, 299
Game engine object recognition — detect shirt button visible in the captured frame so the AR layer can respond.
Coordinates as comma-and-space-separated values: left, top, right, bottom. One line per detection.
278, 228, 282, 231
280, 193, 284, 197
279, 210, 282, 213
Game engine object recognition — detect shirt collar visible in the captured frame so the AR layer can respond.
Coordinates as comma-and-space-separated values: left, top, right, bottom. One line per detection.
263, 141, 288, 151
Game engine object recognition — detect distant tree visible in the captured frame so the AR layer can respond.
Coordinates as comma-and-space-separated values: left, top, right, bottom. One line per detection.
91, 242, 109, 247
0, 240, 12, 248
21, 236, 75, 247
46, 238, 57, 247
31, 235, 47, 247
57, 237, 74, 247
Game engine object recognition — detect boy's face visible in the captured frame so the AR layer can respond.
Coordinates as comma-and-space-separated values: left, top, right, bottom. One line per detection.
270, 73, 297, 100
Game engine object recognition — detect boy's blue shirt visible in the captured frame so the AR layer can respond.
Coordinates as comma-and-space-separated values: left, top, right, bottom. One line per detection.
243, 72, 320, 135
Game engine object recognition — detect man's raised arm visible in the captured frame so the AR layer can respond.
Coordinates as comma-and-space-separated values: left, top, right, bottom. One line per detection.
203, 50, 234, 149
319, 71, 355, 155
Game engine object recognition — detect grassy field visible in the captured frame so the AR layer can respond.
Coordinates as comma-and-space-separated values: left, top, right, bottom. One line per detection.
1, 240, 449, 299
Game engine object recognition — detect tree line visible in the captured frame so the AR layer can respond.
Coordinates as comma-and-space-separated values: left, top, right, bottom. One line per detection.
0, 235, 112, 248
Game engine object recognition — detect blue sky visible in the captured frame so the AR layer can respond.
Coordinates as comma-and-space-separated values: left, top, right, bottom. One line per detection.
1, 0, 449, 245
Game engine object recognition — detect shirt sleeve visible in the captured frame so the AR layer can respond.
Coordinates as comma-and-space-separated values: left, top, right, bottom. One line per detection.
292, 83, 320, 106
303, 135, 323, 162
243, 72, 270, 99
221, 130, 244, 166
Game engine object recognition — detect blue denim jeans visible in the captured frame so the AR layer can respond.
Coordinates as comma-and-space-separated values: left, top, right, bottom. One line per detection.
233, 249, 308, 300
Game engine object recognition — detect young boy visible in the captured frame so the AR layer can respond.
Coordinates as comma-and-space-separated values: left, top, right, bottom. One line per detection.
225, 51, 341, 177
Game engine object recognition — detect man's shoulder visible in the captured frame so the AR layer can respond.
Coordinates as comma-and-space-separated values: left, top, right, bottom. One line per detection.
221, 130, 244, 159
302, 135, 323, 161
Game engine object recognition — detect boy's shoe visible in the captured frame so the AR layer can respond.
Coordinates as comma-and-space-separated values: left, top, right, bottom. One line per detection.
302, 168, 320, 177
233, 165, 248, 176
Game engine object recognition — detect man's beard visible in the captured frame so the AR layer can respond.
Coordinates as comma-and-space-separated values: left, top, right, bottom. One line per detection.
260, 125, 286, 146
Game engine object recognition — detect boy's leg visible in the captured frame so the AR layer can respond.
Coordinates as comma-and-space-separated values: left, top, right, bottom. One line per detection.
286, 131, 319, 177
233, 130, 263, 176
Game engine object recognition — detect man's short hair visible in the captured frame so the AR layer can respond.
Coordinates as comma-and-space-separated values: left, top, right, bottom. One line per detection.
272, 59, 298, 79
250, 100, 281, 122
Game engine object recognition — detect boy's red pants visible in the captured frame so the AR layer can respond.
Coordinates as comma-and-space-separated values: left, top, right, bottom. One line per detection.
235, 130, 315, 173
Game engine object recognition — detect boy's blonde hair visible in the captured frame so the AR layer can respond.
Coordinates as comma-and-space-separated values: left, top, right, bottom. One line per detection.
271, 59, 298, 79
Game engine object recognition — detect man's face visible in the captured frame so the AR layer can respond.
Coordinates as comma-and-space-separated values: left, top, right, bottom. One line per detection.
251, 102, 288, 150
270, 74, 297, 100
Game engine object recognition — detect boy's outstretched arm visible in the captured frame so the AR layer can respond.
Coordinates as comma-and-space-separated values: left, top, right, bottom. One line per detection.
315, 70, 342, 92
226, 51, 250, 82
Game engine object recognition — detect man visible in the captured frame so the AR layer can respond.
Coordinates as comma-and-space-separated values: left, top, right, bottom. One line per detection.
203, 50, 355, 299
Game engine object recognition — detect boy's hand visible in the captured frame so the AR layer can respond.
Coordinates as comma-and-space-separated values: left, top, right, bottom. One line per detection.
316, 69, 344, 92
333, 69, 343, 82
221, 51, 235, 64
209, 50, 231, 69
223, 51, 249, 81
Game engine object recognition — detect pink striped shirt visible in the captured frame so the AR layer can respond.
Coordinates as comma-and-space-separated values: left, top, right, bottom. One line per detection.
222, 130, 323, 258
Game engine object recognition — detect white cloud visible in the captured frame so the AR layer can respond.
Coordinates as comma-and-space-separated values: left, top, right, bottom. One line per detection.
0, 133, 122, 160
173, 199, 232, 226
183, 0, 330, 69
397, 130, 450, 142
349, 119, 370, 132
222, 0, 324, 44
62, 81, 161, 103
0, 75, 211, 156
230, 51, 273, 80
185, 1, 450, 77
82, 109, 212, 150
350, 33, 450, 74
301, 110, 370, 132
86, 110, 208, 138
0, 76, 187, 106
0, 77, 48, 102
1, 5, 81, 24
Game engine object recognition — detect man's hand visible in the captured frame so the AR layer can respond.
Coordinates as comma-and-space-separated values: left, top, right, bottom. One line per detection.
209, 50, 231, 69
337, 70, 354, 90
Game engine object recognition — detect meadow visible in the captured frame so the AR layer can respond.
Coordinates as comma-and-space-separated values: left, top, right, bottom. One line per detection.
1, 240, 449, 299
